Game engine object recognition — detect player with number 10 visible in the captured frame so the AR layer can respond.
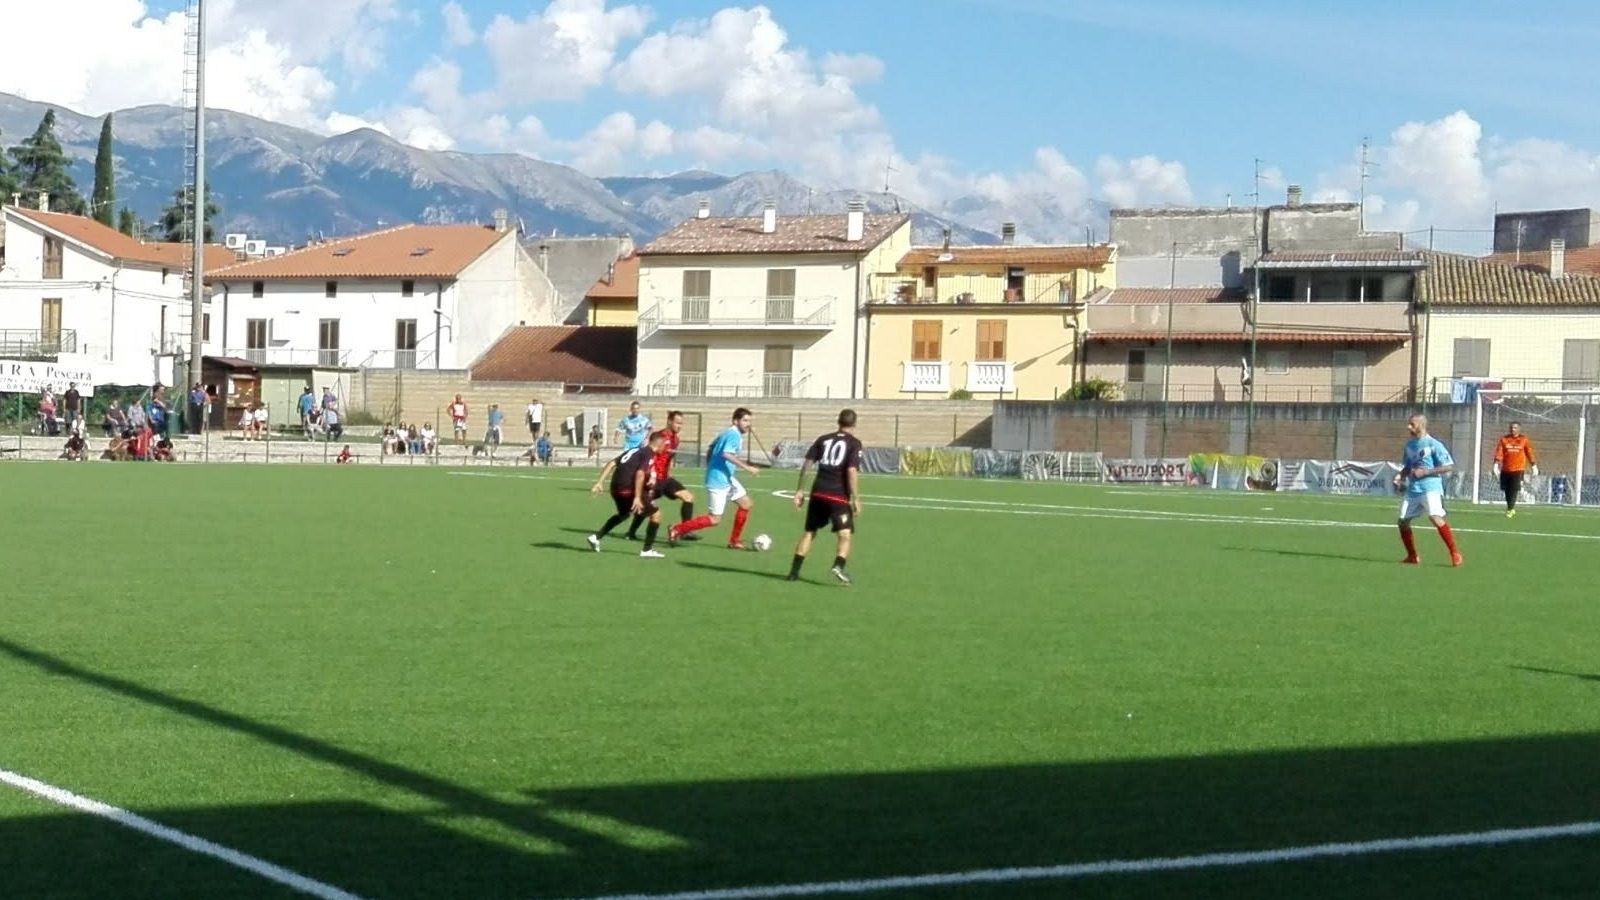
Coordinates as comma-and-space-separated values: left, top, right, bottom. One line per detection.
788, 409, 864, 584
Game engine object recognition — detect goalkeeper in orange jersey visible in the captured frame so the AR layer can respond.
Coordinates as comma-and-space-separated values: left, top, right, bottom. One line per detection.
1493, 422, 1538, 517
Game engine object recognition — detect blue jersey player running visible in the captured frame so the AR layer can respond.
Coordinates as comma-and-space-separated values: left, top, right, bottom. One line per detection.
615, 401, 652, 451
1393, 413, 1462, 567
671, 407, 762, 548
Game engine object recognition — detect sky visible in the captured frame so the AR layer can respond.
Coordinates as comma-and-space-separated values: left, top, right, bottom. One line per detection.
3, 0, 1600, 246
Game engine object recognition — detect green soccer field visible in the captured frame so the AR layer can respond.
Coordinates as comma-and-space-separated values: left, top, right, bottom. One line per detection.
2, 462, 1598, 900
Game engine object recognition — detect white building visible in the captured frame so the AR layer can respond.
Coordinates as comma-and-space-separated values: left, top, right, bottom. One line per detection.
0, 204, 228, 384
636, 202, 911, 400
210, 221, 559, 369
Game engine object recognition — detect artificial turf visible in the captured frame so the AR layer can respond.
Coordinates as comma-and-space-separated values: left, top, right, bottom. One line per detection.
1, 461, 1597, 900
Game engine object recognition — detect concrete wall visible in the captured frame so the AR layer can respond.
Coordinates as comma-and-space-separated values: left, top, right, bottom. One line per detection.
1110, 208, 1261, 258
587, 298, 637, 326
1081, 340, 1412, 404
1265, 205, 1400, 252
1493, 209, 1597, 253
1116, 255, 1243, 289
865, 307, 1078, 401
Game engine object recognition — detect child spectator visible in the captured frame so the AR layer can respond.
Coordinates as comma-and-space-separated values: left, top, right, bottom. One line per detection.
153, 437, 175, 462
486, 404, 504, 451
336, 445, 353, 464
62, 431, 86, 461
587, 424, 602, 458
536, 432, 553, 466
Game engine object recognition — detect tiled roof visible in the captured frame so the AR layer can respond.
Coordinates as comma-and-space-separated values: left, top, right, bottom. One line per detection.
585, 254, 638, 300
897, 245, 1113, 268
1090, 331, 1407, 344
641, 213, 908, 255
1256, 250, 1424, 267
211, 224, 506, 280
1419, 251, 1600, 306
5, 206, 231, 270
470, 326, 635, 386
1483, 245, 1600, 278
1094, 287, 1244, 304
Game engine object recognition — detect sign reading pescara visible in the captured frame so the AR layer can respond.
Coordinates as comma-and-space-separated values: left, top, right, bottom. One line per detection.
0, 359, 100, 396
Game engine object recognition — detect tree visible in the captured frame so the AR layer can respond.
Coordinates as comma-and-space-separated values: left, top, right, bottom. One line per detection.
159, 185, 221, 243
8, 110, 86, 214
91, 115, 115, 226
0, 128, 17, 203
117, 208, 141, 238
1059, 378, 1120, 401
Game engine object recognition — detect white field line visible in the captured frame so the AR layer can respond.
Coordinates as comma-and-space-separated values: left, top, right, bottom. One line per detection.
0, 768, 369, 900
537, 819, 1600, 900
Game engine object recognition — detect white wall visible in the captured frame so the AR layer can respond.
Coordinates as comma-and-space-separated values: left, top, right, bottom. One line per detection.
1425, 308, 1600, 388
217, 278, 462, 367
454, 234, 559, 366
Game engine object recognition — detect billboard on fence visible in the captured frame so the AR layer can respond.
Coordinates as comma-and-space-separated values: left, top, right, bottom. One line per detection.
0, 358, 100, 397
1188, 454, 1279, 491
1280, 459, 1403, 496
1103, 458, 1189, 485
900, 447, 974, 477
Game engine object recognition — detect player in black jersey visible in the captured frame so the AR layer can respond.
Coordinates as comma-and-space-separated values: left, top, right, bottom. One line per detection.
787, 409, 864, 584
587, 431, 668, 558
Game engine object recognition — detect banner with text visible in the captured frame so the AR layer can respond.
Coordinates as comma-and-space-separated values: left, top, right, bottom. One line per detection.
1103, 458, 1190, 486
0, 359, 99, 397
1279, 459, 1402, 496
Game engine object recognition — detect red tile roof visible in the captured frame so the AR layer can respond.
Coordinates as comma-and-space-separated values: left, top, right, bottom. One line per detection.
1483, 245, 1600, 278
6, 206, 230, 271
470, 326, 635, 386
585, 254, 638, 300
898, 245, 1113, 268
641, 213, 908, 255
211, 224, 507, 280
1419, 251, 1600, 306
1090, 331, 1407, 344
1095, 288, 1244, 304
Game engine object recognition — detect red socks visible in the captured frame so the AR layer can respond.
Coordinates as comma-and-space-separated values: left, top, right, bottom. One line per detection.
676, 514, 715, 536
1437, 523, 1459, 555
1400, 527, 1419, 560
730, 507, 750, 544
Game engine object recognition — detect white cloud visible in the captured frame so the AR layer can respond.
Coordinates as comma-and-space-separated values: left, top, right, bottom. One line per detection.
1381, 110, 1489, 226
441, 1, 476, 47
324, 112, 391, 136
1094, 154, 1193, 208
210, 0, 401, 76
821, 53, 885, 83
483, 0, 650, 102
568, 112, 675, 174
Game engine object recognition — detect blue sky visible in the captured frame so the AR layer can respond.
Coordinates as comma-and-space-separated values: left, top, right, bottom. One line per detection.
5, 0, 1600, 242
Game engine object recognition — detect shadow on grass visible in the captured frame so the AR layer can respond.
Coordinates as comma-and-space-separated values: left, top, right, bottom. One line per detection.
1511, 665, 1600, 685
529, 540, 606, 555
1223, 546, 1392, 565
674, 559, 794, 583
2, 635, 1599, 900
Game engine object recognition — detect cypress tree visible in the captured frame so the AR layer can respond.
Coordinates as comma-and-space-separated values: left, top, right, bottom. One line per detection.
91, 115, 116, 225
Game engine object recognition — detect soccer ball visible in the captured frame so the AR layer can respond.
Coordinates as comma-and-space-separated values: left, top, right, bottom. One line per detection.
752, 533, 772, 551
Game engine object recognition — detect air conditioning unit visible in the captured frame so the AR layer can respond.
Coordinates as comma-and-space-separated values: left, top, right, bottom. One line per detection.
244, 240, 267, 256
225, 233, 247, 250
265, 246, 286, 257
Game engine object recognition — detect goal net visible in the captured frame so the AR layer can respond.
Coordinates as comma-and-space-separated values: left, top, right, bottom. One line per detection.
1469, 389, 1600, 507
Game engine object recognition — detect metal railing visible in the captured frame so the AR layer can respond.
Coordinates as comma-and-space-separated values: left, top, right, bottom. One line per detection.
646, 372, 817, 400
224, 347, 354, 367
762, 373, 793, 398
0, 329, 77, 357
648, 296, 835, 328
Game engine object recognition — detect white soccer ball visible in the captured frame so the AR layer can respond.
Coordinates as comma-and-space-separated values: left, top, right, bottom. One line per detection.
752, 533, 772, 552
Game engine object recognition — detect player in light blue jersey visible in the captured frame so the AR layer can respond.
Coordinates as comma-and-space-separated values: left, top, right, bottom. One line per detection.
671, 407, 763, 548
616, 401, 652, 451
1393, 414, 1462, 567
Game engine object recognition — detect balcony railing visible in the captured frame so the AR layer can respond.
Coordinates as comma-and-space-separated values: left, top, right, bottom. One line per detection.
763, 372, 792, 398
965, 360, 1016, 393
0, 329, 77, 357
901, 360, 950, 393
678, 371, 706, 396
647, 372, 814, 399
225, 347, 354, 367
645, 296, 835, 331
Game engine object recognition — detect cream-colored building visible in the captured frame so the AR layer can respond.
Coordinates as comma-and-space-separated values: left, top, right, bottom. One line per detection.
1417, 252, 1600, 398
583, 254, 638, 327
635, 203, 910, 400
864, 240, 1115, 400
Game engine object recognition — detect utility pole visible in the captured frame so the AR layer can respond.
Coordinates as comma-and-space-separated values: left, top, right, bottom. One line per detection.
1358, 136, 1372, 232
185, 0, 208, 405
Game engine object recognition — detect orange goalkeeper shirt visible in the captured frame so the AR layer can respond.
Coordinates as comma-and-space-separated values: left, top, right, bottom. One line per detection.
1495, 435, 1536, 473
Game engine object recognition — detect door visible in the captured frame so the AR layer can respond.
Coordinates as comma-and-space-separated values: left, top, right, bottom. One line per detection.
318, 318, 341, 367
763, 345, 793, 398
43, 237, 63, 279
1126, 349, 1164, 402
246, 319, 268, 363
1331, 350, 1366, 403
682, 270, 711, 323
766, 269, 796, 323
678, 344, 707, 395
40, 299, 62, 351
395, 319, 418, 368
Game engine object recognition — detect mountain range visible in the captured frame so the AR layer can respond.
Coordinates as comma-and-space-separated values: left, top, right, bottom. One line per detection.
0, 92, 1008, 248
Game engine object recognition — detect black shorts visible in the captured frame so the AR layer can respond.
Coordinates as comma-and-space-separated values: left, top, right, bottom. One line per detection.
805, 495, 856, 534
1500, 471, 1524, 496
653, 477, 687, 500
613, 492, 657, 518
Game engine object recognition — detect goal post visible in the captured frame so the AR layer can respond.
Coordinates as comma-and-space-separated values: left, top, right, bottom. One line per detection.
1471, 387, 1599, 507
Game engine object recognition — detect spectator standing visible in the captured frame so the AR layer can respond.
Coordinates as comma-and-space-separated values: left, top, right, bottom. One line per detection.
187, 383, 206, 434
487, 404, 504, 454
298, 387, 316, 439
448, 395, 469, 445
536, 432, 553, 466
526, 397, 544, 440
104, 400, 127, 437
39, 386, 58, 435
127, 399, 147, 433
588, 424, 603, 458
149, 386, 170, 439
63, 383, 82, 432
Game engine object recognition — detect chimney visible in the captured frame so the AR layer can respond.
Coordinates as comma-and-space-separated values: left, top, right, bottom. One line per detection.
39, 192, 49, 213
1550, 238, 1566, 280
846, 199, 865, 242
696, 199, 711, 219
493, 208, 509, 234
941, 227, 951, 252
538, 243, 549, 272
606, 261, 616, 283
1286, 184, 1303, 208
1001, 222, 1016, 246
761, 200, 777, 234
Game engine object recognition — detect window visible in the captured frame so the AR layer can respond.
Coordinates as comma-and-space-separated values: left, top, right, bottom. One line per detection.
43, 237, 63, 279
975, 320, 1007, 361
923, 266, 938, 289
395, 319, 418, 368
252, 280, 264, 298
766, 268, 796, 322
1452, 338, 1491, 378
1266, 276, 1295, 301
318, 318, 341, 366
1264, 350, 1290, 376
245, 319, 268, 363
678, 344, 707, 396
1563, 339, 1600, 390
325, 281, 338, 299
202, 313, 211, 343
911, 320, 942, 361
40, 298, 62, 340
682, 270, 710, 322
401, 279, 415, 298
1332, 350, 1366, 403
763, 345, 794, 398
1125, 349, 1164, 402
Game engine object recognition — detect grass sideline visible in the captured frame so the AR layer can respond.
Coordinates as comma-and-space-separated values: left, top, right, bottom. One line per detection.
1, 462, 1598, 900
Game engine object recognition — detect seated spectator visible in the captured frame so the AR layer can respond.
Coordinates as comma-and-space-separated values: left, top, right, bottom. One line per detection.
238, 407, 254, 440
104, 401, 127, 437
421, 423, 437, 454
381, 424, 396, 455
407, 424, 422, 455
153, 437, 175, 463
336, 444, 353, 464
102, 432, 129, 461
324, 403, 343, 440
62, 432, 87, 461
253, 403, 269, 438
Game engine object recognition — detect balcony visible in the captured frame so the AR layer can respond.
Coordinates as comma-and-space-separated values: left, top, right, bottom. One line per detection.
649, 372, 813, 399
1086, 301, 1411, 338
900, 360, 950, 393
0, 329, 77, 358
225, 347, 354, 367
638, 296, 834, 340
965, 360, 1016, 393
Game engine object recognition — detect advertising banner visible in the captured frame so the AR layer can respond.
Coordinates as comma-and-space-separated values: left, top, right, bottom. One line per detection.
0, 358, 99, 397
1280, 459, 1403, 495
1188, 453, 1279, 491
1103, 458, 1190, 486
